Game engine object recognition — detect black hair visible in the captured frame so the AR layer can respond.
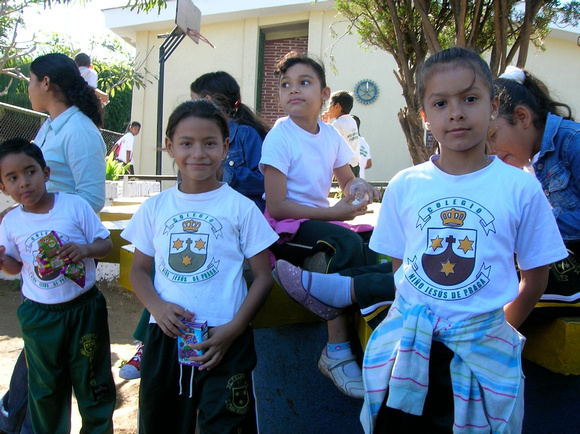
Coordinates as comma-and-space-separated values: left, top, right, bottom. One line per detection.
74, 53, 91, 67
30, 53, 103, 128
330, 90, 354, 114
275, 51, 327, 89
130, 121, 141, 129
0, 138, 47, 173
352, 115, 361, 131
190, 71, 270, 139
417, 47, 494, 108
495, 71, 574, 129
166, 99, 230, 144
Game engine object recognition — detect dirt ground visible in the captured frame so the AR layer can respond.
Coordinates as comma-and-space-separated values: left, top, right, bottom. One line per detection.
0, 277, 143, 433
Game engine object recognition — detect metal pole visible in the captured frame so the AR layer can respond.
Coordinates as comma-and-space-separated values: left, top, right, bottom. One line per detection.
156, 27, 186, 175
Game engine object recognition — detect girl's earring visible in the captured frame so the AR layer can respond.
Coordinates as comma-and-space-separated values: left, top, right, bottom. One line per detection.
490, 114, 496, 120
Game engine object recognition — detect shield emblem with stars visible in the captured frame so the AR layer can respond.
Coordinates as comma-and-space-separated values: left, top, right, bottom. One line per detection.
230, 385, 249, 411
422, 227, 476, 286
168, 233, 209, 273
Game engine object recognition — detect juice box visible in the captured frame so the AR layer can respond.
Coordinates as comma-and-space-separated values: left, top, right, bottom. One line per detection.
177, 320, 208, 367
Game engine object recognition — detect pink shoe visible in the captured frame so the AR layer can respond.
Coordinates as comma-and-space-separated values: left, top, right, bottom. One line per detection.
272, 260, 342, 320
119, 342, 144, 380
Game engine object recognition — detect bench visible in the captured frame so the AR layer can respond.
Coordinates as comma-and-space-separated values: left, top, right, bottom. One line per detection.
108, 197, 580, 375
519, 316, 580, 375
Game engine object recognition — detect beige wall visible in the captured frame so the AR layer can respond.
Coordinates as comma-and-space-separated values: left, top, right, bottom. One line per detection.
129, 7, 580, 182
524, 36, 580, 119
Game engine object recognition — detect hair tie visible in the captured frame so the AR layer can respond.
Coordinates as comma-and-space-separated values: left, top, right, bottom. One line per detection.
234, 99, 241, 109
499, 65, 525, 84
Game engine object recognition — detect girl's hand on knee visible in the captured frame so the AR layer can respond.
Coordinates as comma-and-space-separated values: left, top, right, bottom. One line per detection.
149, 299, 194, 339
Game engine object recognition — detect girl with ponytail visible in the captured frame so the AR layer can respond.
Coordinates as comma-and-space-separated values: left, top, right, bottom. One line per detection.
29, 53, 106, 212
190, 71, 269, 211
491, 66, 580, 313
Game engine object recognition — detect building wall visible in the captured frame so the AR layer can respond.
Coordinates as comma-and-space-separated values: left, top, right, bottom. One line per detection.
127, 5, 580, 182
261, 35, 309, 125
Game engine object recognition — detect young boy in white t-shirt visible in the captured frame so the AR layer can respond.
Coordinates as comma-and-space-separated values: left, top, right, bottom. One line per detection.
328, 90, 361, 177
0, 138, 115, 433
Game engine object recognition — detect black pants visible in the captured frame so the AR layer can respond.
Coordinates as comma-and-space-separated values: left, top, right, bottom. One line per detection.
374, 341, 454, 433
139, 325, 258, 434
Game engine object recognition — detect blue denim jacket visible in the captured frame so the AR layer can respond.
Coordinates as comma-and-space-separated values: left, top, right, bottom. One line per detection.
532, 113, 580, 241
222, 120, 266, 212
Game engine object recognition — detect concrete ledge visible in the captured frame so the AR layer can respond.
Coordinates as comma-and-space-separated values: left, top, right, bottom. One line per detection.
520, 316, 580, 375
119, 244, 135, 292
111, 196, 151, 206
355, 311, 373, 350
100, 220, 131, 263
99, 204, 141, 222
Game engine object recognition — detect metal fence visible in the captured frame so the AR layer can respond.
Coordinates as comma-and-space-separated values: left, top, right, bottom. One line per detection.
0, 102, 122, 154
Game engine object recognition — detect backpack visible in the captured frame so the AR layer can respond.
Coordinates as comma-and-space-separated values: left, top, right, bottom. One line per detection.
110, 142, 121, 160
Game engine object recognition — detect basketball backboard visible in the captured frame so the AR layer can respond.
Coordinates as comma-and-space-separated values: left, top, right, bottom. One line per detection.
176, 0, 201, 44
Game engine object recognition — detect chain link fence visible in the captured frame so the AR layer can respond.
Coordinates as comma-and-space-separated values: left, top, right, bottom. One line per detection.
0, 102, 122, 154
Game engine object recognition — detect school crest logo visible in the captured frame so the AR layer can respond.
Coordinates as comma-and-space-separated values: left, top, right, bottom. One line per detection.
407, 198, 495, 301
159, 212, 223, 283
225, 373, 250, 415
80, 334, 98, 359
422, 210, 476, 286
169, 222, 209, 273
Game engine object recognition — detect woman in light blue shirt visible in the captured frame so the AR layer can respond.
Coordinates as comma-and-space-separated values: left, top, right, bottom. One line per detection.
29, 53, 106, 212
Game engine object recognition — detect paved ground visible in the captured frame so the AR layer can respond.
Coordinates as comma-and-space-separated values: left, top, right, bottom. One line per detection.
254, 321, 580, 433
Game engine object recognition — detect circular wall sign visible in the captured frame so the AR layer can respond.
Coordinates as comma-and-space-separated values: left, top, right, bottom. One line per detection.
355, 79, 379, 104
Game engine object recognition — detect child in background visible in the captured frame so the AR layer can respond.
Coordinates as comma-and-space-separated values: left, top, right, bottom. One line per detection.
74, 52, 98, 88
352, 115, 372, 179
490, 66, 580, 313
73, 52, 109, 105
260, 52, 379, 399
114, 121, 141, 175
191, 71, 270, 212
361, 48, 567, 432
327, 90, 361, 177
0, 138, 115, 433
121, 99, 277, 433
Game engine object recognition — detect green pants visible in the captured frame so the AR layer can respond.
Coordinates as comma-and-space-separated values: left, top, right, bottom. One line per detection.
17, 286, 116, 434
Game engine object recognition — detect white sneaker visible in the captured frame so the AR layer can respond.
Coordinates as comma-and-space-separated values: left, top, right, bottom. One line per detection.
318, 348, 364, 399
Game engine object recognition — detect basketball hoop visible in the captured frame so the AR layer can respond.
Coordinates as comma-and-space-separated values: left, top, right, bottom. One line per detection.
187, 29, 216, 49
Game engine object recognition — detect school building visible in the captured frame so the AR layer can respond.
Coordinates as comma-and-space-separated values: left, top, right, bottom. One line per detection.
103, 0, 580, 182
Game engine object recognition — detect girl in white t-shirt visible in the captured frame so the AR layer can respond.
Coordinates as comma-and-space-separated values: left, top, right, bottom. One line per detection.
273, 48, 567, 432
260, 52, 380, 399
122, 99, 278, 433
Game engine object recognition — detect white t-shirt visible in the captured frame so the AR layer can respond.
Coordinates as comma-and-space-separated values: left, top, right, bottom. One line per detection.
259, 116, 353, 209
121, 184, 278, 327
0, 193, 110, 304
370, 155, 568, 322
78, 66, 98, 88
358, 136, 372, 179
116, 132, 136, 164
332, 115, 361, 167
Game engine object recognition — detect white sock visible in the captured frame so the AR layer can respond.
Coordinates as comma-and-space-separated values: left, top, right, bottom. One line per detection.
302, 272, 352, 308
327, 342, 362, 378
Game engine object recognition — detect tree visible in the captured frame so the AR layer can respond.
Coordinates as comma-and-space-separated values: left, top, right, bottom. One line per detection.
333, 0, 580, 164
0, 0, 152, 132
0, 0, 38, 96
